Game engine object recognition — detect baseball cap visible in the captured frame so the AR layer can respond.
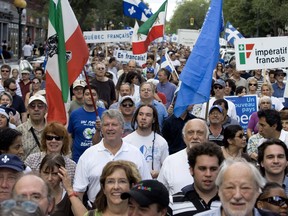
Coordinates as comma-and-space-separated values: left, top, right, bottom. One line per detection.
147, 67, 155, 74
0, 106, 16, 119
119, 96, 135, 105
28, 94, 47, 105
73, 79, 86, 89
121, 180, 169, 207
0, 154, 24, 172
213, 79, 225, 88
209, 105, 223, 114
21, 70, 30, 74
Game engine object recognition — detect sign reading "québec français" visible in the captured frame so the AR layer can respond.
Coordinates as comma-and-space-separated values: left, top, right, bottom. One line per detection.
235, 37, 288, 70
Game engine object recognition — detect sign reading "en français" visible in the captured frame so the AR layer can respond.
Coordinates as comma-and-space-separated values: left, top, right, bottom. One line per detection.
235, 37, 288, 70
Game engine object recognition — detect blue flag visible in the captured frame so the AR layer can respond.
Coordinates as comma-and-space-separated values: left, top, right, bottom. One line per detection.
123, 0, 153, 22
161, 53, 175, 73
225, 21, 244, 46
174, 0, 223, 117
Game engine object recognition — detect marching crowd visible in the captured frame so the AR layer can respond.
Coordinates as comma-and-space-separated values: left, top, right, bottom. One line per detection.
0, 42, 288, 216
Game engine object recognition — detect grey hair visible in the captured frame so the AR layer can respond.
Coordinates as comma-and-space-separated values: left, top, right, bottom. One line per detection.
140, 82, 156, 94
259, 96, 272, 108
215, 158, 266, 190
182, 118, 209, 139
101, 109, 125, 128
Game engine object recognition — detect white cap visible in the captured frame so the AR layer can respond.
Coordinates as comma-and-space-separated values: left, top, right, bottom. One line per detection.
28, 94, 47, 105
119, 95, 135, 105
73, 79, 86, 89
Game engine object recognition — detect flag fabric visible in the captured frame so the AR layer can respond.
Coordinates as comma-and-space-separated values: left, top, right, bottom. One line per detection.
174, 0, 223, 117
225, 21, 244, 46
160, 52, 175, 73
46, 0, 89, 124
132, 0, 167, 54
123, 0, 153, 22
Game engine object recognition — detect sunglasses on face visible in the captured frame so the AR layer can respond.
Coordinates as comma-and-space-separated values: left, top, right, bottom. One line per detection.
97, 67, 105, 70
121, 103, 134, 108
249, 83, 257, 86
260, 196, 288, 207
236, 134, 245, 139
214, 85, 223, 90
45, 135, 64, 141
1, 70, 9, 73
29, 103, 45, 109
9, 88, 17, 91
1, 199, 39, 213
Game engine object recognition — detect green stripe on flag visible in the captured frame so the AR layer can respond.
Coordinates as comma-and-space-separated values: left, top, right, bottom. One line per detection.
138, 0, 167, 35
52, 0, 69, 102
239, 53, 246, 65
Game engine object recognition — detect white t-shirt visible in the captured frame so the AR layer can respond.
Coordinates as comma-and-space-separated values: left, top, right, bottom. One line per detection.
22, 44, 33, 57
73, 140, 151, 202
157, 148, 194, 195
123, 131, 169, 172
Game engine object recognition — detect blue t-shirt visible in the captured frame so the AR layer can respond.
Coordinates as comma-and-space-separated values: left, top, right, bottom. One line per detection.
68, 107, 105, 163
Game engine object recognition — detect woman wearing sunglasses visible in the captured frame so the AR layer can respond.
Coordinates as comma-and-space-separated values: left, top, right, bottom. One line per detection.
257, 182, 288, 216
24, 77, 42, 108
222, 125, 250, 161
25, 122, 76, 181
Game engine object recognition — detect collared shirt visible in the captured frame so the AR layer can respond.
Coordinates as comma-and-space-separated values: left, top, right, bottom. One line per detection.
195, 207, 264, 216
17, 119, 46, 160
73, 140, 151, 202
169, 184, 221, 216
272, 82, 285, 98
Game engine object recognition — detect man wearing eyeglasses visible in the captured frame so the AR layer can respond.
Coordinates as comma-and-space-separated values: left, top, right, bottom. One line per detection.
0, 65, 22, 97
258, 139, 288, 196
272, 69, 286, 99
12, 174, 55, 216
200, 79, 237, 121
17, 94, 47, 160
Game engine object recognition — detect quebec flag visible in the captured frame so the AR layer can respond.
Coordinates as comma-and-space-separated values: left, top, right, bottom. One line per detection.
123, 0, 153, 22
224, 21, 244, 46
161, 53, 175, 73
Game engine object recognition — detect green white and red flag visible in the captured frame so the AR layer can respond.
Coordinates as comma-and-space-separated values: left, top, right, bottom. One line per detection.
132, 0, 167, 54
45, 0, 89, 124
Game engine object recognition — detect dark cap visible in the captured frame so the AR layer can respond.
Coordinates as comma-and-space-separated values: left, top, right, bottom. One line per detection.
275, 69, 286, 77
121, 180, 169, 207
0, 154, 24, 172
213, 79, 225, 88
209, 105, 223, 114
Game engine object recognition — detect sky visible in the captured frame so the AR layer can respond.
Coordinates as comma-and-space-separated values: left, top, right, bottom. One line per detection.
145, 0, 177, 21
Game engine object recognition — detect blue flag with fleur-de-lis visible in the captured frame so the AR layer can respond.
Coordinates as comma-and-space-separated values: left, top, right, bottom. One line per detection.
123, 0, 153, 22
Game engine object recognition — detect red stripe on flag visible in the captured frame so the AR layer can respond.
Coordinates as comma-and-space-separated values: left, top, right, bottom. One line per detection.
133, 25, 164, 54
46, 72, 67, 124
66, 26, 89, 85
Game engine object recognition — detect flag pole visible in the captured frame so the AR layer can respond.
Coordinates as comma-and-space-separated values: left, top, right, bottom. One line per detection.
83, 68, 99, 117
160, 0, 168, 64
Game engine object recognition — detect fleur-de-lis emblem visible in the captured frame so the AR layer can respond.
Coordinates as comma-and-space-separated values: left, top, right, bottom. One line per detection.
128, 6, 136, 15
2, 155, 10, 163
144, 8, 152, 15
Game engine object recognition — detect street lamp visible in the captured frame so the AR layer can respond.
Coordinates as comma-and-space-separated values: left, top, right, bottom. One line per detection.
13, 0, 27, 60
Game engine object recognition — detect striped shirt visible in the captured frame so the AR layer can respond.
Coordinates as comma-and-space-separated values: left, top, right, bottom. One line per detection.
169, 184, 221, 216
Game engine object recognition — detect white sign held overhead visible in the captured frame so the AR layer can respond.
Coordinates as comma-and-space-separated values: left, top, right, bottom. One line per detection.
235, 37, 288, 70
83, 30, 133, 43
115, 50, 147, 67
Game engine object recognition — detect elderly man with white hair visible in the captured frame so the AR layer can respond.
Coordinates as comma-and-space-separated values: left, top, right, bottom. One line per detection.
195, 158, 267, 216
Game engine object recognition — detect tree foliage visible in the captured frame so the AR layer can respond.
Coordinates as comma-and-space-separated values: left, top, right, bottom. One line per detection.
168, 0, 209, 34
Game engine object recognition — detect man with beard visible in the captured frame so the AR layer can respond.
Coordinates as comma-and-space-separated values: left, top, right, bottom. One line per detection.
195, 158, 266, 216
158, 119, 209, 195
258, 139, 288, 196
124, 104, 169, 178
170, 142, 224, 215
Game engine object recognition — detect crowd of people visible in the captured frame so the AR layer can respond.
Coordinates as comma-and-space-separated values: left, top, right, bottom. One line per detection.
0, 41, 288, 216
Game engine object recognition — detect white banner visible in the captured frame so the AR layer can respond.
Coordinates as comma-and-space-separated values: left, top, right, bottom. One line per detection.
83, 30, 133, 43
115, 50, 147, 66
235, 37, 288, 70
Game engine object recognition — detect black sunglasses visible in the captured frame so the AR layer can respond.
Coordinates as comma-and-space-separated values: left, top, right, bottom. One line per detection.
214, 85, 223, 90
249, 83, 257, 86
260, 196, 288, 207
121, 103, 134, 108
45, 135, 64, 141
